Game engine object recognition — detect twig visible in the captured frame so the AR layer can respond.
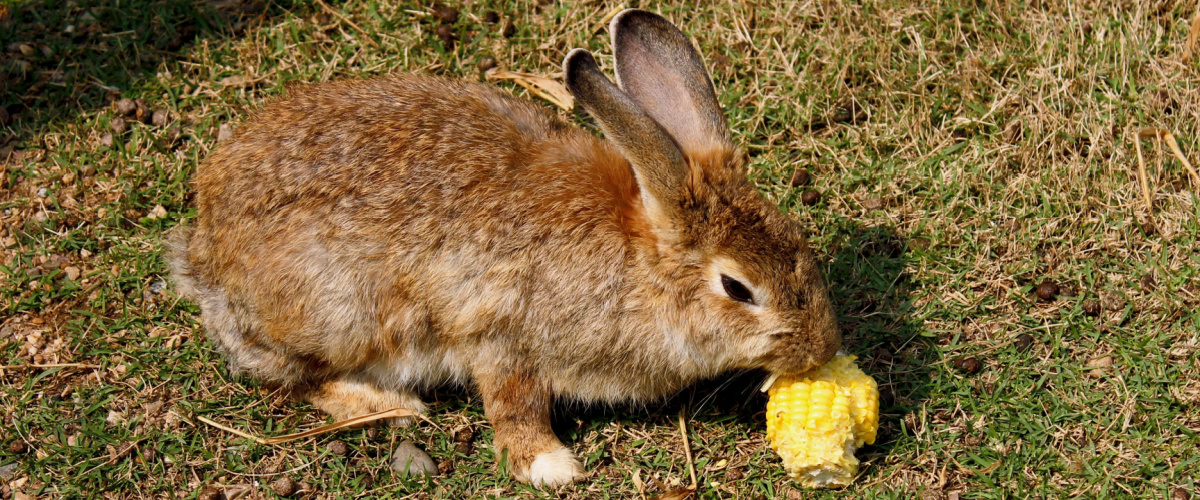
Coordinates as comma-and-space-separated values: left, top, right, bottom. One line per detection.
0, 363, 100, 370
1184, 8, 1200, 64
1140, 128, 1200, 188
197, 407, 417, 445
678, 411, 697, 488
1133, 132, 1153, 213
314, 0, 379, 48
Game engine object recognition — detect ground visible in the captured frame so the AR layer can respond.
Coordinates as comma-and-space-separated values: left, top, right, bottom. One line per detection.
1, 0, 1198, 498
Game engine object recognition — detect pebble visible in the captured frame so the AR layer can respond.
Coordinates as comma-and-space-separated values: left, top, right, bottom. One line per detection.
434, 6, 459, 24
956, 357, 982, 374
217, 123, 235, 143
326, 440, 349, 456
114, 98, 136, 116
1014, 334, 1034, 352
390, 440, 437, 478
151, 109, 170, 127
1035, 280, 1059, 302
1100, 292, 1126, 311
788, 169, 809, 187
269, 477, 296, 497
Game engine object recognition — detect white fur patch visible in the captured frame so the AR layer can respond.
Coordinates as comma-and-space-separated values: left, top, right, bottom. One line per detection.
527, 447, 584, 487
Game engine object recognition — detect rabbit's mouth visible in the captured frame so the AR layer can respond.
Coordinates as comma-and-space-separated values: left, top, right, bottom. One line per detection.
757, 331, 842, 376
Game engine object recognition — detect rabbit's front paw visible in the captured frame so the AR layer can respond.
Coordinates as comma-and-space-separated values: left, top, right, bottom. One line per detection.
526, 447, 585, 487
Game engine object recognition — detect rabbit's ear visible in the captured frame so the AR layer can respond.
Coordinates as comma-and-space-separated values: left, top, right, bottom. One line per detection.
611, 9, 732, 160
564, 48, 687, 229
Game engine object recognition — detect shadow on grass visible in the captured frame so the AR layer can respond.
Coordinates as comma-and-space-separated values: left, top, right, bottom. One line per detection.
0, 0, 310, 139
418, 215, 933, 487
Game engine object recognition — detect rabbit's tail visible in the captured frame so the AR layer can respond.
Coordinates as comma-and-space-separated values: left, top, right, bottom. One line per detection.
165, 226, 306, 386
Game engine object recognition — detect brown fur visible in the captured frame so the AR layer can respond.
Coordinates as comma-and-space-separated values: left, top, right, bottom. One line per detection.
169, 10, 840, 486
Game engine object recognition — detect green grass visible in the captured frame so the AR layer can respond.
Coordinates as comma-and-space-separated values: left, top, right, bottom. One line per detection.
1, 0, 1198, 498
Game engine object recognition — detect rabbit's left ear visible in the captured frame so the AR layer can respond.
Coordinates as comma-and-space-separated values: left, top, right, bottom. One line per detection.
611, 9, 732, 159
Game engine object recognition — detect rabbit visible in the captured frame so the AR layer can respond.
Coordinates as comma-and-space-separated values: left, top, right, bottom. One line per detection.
168, 9, 841, 487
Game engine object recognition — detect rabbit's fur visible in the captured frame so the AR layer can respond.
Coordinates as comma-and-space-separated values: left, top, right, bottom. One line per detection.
170, 9, 840, 486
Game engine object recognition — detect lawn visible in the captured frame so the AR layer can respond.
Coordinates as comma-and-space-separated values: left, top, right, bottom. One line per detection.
1, 0, 1198, 498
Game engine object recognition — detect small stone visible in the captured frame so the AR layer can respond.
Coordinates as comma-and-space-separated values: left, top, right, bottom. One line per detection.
1101, 292, 1126, 311
217, 123, 235, 143
64, 266, 80, 281
800, 189, 821, 206
963, 435, 983, 446
1035, 280, 1059, 302
1087, 356, 1113, 369
151, 109, 169, 127
269, 477, 296, 497
789, 169, 809, 187
435, 25, 456, 47
81, 164, 97, 176
1014, 333, 1035, 352
365, 427, 381, 441
483, 11, 500, 24
0, 463, 16, 480
326, 440, 349, 456
956, 357, 982, 374
6, 440, 26, 454
114, 98, 136, 116
1082, 299, 1101, 316
437, 459, 455, 475
478, 56, 497, 72
390, 440, 437, 478
434, 5, 459, 24
787, 487, 804, 500
454, 440, 473, 455
110, 117, 127, 134
1171, 487, 1190, 500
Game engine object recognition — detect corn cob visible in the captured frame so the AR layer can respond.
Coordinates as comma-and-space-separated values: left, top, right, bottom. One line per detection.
765, 354, 879, 488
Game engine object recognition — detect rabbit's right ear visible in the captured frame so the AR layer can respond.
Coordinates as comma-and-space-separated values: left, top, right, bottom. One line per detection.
564, 48, 687, 231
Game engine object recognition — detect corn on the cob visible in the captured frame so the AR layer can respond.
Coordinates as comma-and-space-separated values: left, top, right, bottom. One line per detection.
765, 354, 879, 488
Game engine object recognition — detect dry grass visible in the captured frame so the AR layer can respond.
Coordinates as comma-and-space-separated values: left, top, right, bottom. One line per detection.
1, 0, 1198, 498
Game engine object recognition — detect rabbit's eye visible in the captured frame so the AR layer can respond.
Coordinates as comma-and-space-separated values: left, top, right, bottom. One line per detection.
721, 274, 755, 305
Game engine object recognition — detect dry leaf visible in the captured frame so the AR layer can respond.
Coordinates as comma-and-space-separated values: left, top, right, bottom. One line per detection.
146, 204, 167, 220
649, 487, 697, 500
486, 68, 574, 111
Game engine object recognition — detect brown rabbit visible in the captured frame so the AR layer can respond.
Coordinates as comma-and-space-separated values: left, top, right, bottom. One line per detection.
169, 9, 840, 486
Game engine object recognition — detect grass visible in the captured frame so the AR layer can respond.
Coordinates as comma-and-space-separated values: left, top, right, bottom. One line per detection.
1, 0, 1198, 498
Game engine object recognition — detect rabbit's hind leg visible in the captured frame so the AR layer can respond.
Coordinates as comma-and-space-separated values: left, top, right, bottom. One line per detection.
304, 379, 427, 427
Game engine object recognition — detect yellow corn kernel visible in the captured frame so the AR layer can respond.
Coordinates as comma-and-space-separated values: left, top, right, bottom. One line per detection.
766, 354, 879, 488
